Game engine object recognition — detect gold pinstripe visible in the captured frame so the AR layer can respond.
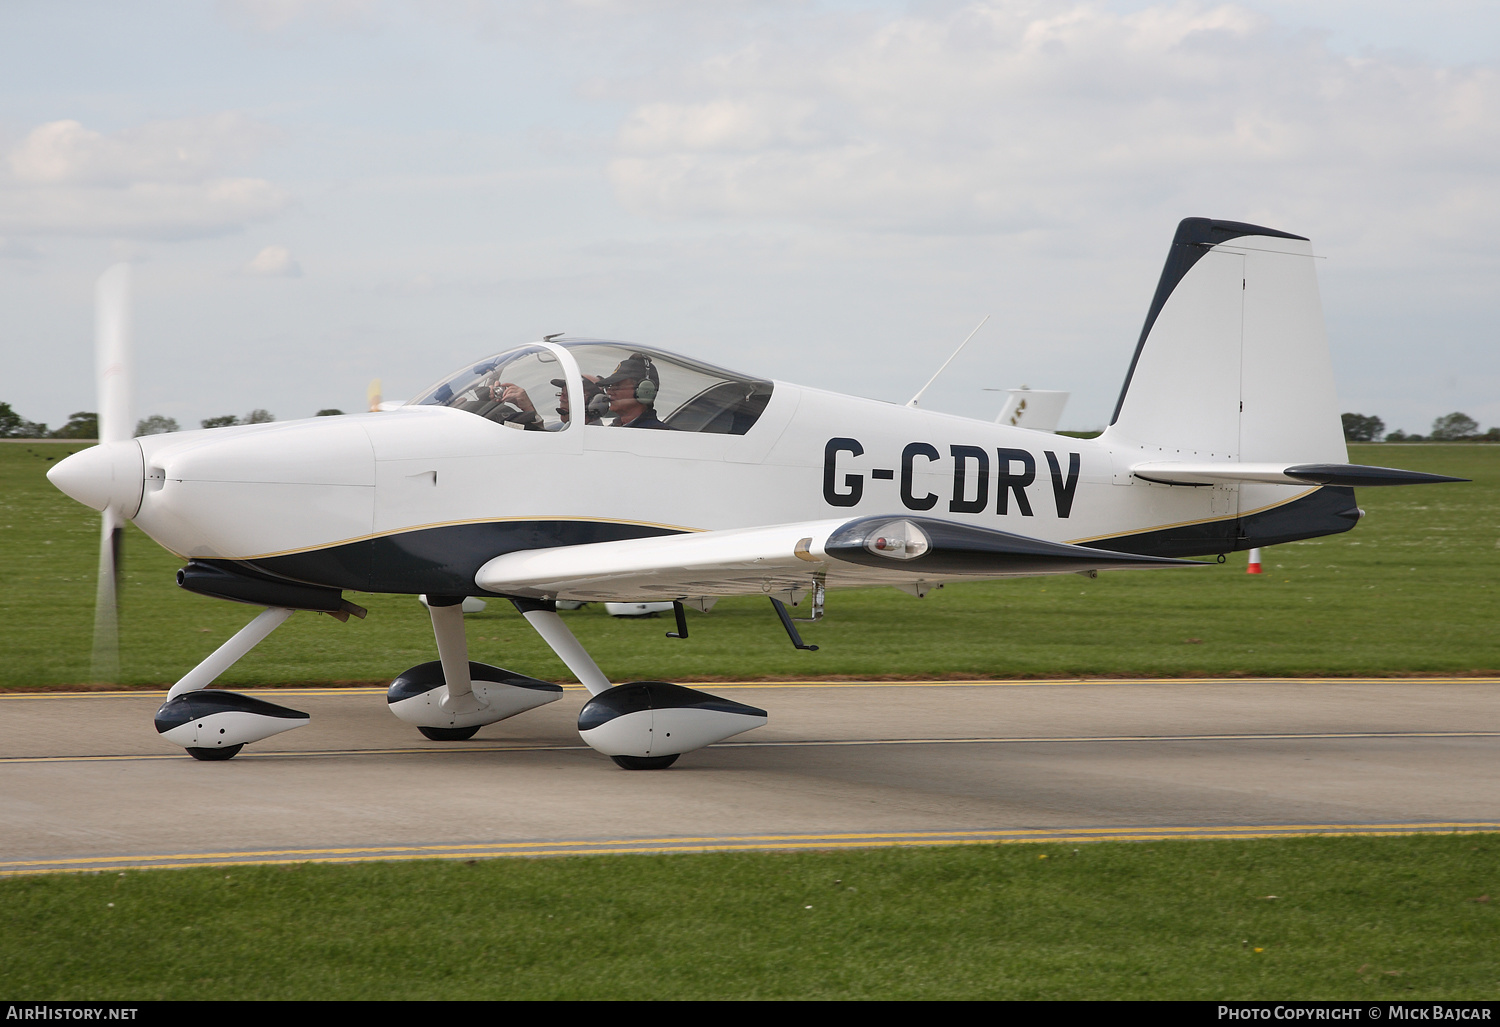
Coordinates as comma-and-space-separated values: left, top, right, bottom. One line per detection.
1063, 486, 1319, 545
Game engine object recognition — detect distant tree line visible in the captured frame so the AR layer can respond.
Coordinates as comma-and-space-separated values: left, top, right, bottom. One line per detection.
191, 409, 344, 428
0, 403, 97, 439
1343, 411, 1498, 443
198, 409, 276, 430
2, 403, 348, 439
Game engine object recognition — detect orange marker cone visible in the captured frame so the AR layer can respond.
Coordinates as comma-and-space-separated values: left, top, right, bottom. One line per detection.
1247, 547, 1263, 574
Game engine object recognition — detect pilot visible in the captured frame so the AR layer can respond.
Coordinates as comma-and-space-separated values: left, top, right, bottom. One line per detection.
599, 354, 671, 429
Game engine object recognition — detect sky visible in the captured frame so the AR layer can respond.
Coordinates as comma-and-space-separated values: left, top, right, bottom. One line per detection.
2, 0, 1497, 436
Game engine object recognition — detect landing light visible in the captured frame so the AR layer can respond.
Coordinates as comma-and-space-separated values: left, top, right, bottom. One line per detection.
864, 519, 930, 560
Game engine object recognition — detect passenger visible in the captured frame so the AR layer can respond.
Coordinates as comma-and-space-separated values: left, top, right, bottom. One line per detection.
487, 380, 544, 428
551, 374, 606, 426
599, 354, 671, 429
485, 374, 606, 429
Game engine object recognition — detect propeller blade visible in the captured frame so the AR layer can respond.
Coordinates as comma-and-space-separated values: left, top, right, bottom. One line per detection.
90, 263, 132, 681
90, 506, 123, 682
95, 263, 132, 445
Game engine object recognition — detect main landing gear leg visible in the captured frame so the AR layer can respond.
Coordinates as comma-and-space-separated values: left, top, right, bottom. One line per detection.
154, 607, 310, 760
386, 597, 564, 738
510, 598, 612, 695
511, 598, 768, 770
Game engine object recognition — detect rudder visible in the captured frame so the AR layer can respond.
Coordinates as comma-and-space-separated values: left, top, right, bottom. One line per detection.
1104, 218, 1347, 467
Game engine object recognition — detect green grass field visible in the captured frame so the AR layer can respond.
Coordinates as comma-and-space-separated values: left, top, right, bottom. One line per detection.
2, 441, 1496, 688
2, 835, 1495, 1000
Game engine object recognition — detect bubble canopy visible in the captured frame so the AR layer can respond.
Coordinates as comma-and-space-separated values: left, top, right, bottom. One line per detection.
412, 340, 774, 434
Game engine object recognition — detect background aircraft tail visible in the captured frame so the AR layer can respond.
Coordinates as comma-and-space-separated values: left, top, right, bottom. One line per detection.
1103, 218, 1347, 467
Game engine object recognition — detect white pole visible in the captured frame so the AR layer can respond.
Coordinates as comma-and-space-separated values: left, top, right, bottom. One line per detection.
520, 608, 612, 695
427, 601, 474, 699
168, 608, 294, 699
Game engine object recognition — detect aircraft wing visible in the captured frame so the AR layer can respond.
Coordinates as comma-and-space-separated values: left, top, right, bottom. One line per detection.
475, 515, 1195, 603
1129, 461, 1467, 487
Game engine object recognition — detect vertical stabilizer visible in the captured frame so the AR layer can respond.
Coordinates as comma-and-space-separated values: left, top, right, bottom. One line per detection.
1104, 218, 1347, 466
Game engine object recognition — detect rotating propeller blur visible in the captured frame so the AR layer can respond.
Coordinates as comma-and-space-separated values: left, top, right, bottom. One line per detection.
46, 264, 138, 683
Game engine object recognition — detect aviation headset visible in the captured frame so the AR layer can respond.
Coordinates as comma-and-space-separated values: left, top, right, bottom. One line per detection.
609, 354, 659, 404
634, 362, 659, 405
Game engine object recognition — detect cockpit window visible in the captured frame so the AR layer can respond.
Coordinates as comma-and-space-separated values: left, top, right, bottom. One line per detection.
562, 341, 773, 434
411, 346, 572, 431
410, 340, 775, 434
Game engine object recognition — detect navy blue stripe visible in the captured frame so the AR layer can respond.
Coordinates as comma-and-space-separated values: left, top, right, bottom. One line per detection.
246, 520, 685, 596
1084, 486, 1359, 558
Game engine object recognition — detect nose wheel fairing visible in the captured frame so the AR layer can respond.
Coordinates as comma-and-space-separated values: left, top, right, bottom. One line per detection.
155, 689, 310, 753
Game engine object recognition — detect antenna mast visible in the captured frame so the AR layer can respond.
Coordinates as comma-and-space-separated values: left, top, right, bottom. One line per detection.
905, 315, 990, 408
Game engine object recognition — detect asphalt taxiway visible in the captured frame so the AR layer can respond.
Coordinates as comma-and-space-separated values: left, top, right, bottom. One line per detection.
3, 678, 1498, 873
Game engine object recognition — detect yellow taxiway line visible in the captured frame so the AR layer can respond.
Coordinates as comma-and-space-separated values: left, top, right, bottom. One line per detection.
5, 822, 1498, 876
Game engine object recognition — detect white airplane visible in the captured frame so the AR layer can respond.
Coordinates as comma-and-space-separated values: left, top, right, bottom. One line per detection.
48, 218, 1463, 769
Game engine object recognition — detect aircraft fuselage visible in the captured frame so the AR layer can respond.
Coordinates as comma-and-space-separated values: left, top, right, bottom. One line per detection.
121, 379, 1356, 598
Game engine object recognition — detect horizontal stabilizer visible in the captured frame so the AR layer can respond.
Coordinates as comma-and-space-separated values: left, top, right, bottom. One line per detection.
1284, 464, 1468, 487
475, 516, 1196, 603
1131, 461, 1468, 487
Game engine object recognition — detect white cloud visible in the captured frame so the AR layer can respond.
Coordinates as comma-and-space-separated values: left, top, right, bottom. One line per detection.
0, 114, 291, 240
620, 98, 826, 154
244, 244, 304, 277
7, 114, 276, 186
606, 1, 1500, 253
